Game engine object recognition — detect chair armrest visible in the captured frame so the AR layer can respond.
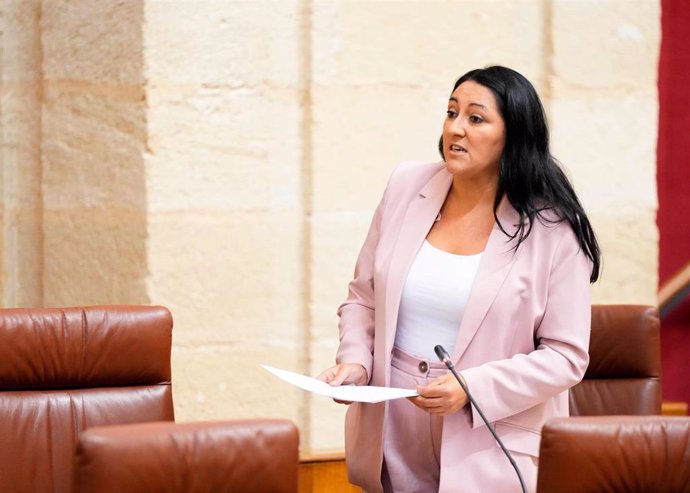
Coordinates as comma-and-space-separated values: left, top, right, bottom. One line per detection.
73, 419, 299, 493
537, 416, 690, 493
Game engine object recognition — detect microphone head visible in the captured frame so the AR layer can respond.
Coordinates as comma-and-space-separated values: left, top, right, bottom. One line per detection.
434, 345, 450, 363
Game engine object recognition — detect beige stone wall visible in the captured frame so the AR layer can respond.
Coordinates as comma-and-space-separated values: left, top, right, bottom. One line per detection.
0, 0, 660, 452
0, 0, 43, 307
40, 0, 149, 307
549, 0, 660, 304
142, 0, 309, 435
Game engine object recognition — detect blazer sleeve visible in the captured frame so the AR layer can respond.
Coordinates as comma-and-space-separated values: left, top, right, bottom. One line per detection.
334, 188, 388, 382
459, 225, 592, 428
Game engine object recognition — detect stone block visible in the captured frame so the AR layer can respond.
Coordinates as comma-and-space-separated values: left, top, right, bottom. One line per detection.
145, 210, 305, 346
1, 90, 41, 209
549, 92, 658, 211
589, 208, 658, 305
0, 206, 42, 307
310, 211, 375, 336
41, 0, 144, 83
551, 0, 660, 92
0, 0, 42, 306
41, 86, 146, 209
172, 344, 305, 425
145, 85, 302, 212
144, 0, 302, 87
1, 0, 41, 82
312, 0, 546, 89
1, 87, 41, 152
42, 208, 148, 307
311, 85, 440, 212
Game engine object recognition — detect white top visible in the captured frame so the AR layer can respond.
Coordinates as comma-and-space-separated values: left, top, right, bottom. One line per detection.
394, 240, 483, 360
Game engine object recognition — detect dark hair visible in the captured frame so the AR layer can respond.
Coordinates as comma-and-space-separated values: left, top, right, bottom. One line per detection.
439, 66, 600, 282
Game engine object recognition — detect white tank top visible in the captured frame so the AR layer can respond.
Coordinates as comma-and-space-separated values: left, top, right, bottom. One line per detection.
394, 240, 483, 360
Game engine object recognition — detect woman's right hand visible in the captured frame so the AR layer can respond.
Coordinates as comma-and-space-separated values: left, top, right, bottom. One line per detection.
316, 364, 368, 405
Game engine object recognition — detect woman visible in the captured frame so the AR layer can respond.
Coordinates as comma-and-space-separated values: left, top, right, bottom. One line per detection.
318, 66, 600, 493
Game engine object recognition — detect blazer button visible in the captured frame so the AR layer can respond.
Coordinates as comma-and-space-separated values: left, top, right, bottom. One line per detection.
418, 361, 428, 373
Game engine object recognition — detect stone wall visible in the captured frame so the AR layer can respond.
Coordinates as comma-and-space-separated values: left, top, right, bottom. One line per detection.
0, 0, 42, 307
41, 0, 149, 307
549, 0, 660, 304
0, 0, 660, 451
143, 0, 308, 434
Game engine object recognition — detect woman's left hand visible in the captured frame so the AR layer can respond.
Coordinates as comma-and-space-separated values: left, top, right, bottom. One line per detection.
408, 374, 469, 416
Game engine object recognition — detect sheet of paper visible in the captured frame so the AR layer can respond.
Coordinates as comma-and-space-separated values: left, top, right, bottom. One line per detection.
261, 364, 418, 403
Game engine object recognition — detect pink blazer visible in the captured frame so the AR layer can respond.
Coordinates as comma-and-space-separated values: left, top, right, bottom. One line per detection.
335, 162, 591, 493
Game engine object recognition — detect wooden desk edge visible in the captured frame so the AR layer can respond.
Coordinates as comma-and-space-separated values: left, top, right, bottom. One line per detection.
662, 400, 689, 416
300, 449, 346, 463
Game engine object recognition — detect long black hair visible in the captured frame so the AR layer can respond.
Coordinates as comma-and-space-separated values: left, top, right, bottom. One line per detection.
439, 66, 600, 282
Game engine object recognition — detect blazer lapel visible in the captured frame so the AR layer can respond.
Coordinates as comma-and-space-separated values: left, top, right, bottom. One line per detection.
451, 196, 523, 363
384, 168, 453, 357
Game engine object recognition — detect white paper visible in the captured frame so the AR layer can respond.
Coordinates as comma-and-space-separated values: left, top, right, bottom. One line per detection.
261, 364, 418, 403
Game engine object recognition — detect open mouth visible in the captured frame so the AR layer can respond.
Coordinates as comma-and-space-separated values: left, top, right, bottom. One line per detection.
449, 144, 467, 153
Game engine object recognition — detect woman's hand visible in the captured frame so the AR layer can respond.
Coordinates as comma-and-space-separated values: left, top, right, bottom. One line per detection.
317, 363, 368, 386
408, 373, 469, 416
316, 364, 368, 405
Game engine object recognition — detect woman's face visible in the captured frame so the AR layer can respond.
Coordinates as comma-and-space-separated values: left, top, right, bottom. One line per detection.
442, 81, 506, 182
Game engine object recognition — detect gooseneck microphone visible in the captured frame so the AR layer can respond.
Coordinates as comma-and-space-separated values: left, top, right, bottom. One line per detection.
434, 345, 527, 493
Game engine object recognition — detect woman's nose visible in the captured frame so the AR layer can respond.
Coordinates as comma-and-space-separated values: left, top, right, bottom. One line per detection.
450, 116, 467, 136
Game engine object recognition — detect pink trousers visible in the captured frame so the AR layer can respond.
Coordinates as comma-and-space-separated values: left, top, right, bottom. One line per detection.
382, 347, 447, 493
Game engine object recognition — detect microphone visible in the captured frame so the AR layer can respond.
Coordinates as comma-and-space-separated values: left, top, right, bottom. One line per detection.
434, 345, 527, 493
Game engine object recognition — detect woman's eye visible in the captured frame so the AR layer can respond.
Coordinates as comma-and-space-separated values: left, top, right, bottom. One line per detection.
469, 115, 483, 124
446, 109, 457, 118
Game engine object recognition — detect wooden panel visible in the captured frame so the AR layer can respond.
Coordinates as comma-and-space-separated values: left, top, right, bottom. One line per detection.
299, 451, 360, 493
662, 400, 689, 416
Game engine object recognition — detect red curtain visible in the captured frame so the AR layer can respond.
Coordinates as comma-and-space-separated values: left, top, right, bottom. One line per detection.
657, 0, 690, 405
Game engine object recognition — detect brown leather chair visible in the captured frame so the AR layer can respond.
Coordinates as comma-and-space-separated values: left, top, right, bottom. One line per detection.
73, 419, 299, 493
537, 416, 690, 493
0, 306, 299, 493
0, 306, 174, 492
569, 305, 661, 416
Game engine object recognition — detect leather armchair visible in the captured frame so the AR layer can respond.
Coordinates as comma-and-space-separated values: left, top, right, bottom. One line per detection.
0, 306, 299, 493
0, 306, 174, 492
569, 305, 661, 416
537, 416, 690, 493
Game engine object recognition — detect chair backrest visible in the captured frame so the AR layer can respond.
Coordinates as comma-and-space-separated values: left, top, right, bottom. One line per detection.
0, 306, 174, 493
73, 419, 300, 493
569, 305, 661, 416
537, 416, 690, 493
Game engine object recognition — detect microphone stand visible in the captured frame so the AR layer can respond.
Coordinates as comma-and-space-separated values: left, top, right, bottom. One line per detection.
434, 345, 527, 493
